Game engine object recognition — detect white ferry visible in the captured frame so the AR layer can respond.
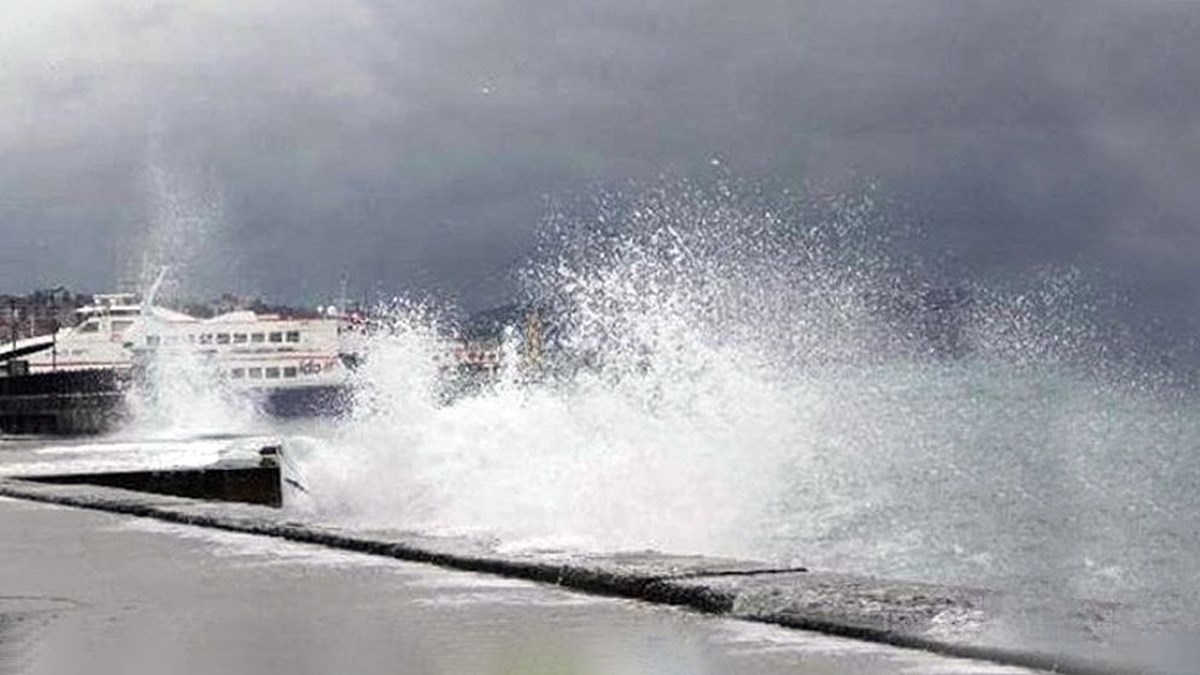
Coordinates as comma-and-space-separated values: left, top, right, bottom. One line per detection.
0, 282, 356, 414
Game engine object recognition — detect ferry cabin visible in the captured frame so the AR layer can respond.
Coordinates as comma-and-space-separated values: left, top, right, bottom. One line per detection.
14, 293, 142, 374
130, 311, 345, 390
2, 293, 348, 392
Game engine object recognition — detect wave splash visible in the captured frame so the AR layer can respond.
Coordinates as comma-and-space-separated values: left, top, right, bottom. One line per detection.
291, 181, 1200, 629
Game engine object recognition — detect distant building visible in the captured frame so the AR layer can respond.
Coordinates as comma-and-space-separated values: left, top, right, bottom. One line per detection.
0, 287, 87, 341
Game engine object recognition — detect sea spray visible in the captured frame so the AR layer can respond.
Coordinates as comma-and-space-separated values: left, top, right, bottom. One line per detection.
130, 135, 240, 297
119, 153, 265, 438
123, 344, 263, 438
293, 179, 1200, 632
293, 183, 926, 552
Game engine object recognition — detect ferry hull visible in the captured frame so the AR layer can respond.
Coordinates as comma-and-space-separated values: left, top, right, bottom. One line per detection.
257, 384, 353, 418
1, 371, 352, 435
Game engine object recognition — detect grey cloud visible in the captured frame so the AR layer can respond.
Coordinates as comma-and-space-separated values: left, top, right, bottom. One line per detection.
1, 0, 1199, 333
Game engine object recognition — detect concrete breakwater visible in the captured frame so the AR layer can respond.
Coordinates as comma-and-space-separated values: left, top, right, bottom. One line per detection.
23, 464, 282, 507
0, 463, 1162, 675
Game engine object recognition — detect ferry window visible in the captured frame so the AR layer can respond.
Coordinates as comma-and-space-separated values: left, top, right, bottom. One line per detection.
233, 333, 247, 344
265, 367, 281, 379
285, 331, 301, 343
248, 367, 263, 379
188, 334, 196, 343
215, 333, 230, 345
283, 366, 298, 378
251, 333, 265, 343
269, 332, 283, 343
79, 321, 100, 334
230, 368, 245, 379
199, 334, 213, 345
146, 335, 161, 347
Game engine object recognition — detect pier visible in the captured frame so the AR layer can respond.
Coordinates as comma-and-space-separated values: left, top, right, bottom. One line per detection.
0, 370, 129, 435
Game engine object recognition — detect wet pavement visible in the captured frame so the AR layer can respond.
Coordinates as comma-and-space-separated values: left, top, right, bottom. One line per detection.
0, 496, 1041, 675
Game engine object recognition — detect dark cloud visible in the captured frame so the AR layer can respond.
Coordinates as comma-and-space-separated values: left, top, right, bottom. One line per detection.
2, 0, 1198, 330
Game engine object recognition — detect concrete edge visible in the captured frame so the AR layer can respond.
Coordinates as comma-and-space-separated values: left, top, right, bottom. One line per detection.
0, 477, 1153, 675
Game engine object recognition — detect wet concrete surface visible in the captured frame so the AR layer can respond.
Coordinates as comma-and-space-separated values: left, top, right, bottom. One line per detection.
0, 471, 1147, 675
0, 497, 1042, 675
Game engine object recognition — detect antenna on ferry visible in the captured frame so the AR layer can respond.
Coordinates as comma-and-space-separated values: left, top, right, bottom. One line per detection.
142, 266, 170, 313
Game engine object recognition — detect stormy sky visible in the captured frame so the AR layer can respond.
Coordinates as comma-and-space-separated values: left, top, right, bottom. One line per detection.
2, 0, 1198, 323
